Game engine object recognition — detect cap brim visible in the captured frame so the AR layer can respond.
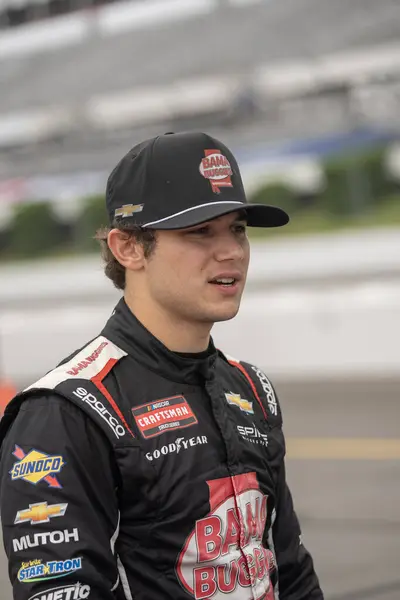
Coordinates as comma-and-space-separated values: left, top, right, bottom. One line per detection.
143, 201, 289, 230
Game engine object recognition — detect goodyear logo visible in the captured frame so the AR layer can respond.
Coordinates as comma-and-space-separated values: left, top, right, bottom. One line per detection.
18, 557, 82, 583
114, 203, 144, 218
9, 446, 65, 489
225, 392, 254, 415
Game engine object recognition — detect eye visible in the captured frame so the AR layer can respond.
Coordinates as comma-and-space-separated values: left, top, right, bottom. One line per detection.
233, 223, 247, 234
186, 226, 210, 235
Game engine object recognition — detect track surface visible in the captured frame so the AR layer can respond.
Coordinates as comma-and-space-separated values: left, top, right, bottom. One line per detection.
0, 377, 398, 599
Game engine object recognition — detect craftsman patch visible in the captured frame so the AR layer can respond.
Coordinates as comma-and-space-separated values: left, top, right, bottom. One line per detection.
132, 395, 198, 439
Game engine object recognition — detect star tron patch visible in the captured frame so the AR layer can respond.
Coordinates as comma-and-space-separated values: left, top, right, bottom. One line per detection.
132, 395, 198, 439
17, 557, 82, 583
9, 446, 65, 489
225, 392, 254, 415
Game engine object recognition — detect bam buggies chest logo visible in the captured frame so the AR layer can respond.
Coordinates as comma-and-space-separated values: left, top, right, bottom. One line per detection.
17, 557, 82, 583
9, 445, 65, 488
176, 472, 276, 600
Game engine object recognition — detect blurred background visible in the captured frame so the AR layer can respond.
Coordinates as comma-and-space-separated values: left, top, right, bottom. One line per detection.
1, 0, 400, 598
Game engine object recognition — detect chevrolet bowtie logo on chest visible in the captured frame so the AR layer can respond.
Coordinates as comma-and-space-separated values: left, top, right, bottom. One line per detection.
14, 502, 68, 525
225, 392, 254, 415
114, 203, 144, 218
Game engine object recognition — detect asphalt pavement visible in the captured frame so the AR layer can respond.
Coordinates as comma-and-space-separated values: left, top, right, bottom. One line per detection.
0, 377, 398, 599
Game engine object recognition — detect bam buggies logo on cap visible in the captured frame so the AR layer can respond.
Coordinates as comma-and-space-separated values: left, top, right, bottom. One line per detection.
9, 445, 65, 488
199, 149, 233, 193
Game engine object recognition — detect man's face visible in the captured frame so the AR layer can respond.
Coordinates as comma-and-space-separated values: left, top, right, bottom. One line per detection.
142, 212, 250, 326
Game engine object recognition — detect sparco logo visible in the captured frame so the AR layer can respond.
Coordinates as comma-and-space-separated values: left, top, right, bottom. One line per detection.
28, 582, 90, 600
237, 424, 268, 447
13, 528, 79, 552
73, 388, 125, 439
145, 436, 207, 461
177, 472, 276, 600
251, 367, 278, 416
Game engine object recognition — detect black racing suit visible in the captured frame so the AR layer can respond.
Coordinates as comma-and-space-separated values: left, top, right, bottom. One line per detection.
0, 298, 323, 600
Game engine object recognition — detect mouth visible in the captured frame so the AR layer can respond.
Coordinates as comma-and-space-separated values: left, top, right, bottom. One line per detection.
209, 278, 237, 287
208, 273, 242, 288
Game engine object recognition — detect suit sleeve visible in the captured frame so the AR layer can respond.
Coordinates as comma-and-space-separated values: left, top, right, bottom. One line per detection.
0, 394, 121, 600
273, 457, 324, 599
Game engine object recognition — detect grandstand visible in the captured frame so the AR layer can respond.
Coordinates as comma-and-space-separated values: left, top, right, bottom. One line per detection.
1, 0, 400, 199
2, 0, 400, 110
0, 0, 116, 28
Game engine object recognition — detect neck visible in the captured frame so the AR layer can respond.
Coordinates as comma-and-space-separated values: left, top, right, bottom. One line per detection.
124, 292, 212, 353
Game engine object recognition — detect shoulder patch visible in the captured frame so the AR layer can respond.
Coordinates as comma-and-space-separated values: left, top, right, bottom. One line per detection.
26, 336, 127, 392
0, 338, 134, 449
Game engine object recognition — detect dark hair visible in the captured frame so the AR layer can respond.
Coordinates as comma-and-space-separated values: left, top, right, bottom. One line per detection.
94, 222, 157, 290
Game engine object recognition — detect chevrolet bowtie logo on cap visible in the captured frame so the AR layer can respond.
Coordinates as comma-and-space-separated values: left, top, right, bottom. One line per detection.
14, 501, 68, 525
114, 204, 144, 218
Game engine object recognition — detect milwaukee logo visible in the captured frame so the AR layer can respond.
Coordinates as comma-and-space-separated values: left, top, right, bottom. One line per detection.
67, 341, 108, 376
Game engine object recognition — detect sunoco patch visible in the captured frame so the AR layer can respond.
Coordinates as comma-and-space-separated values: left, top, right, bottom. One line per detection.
9, 446, 64, 489
132, 395, 197, 439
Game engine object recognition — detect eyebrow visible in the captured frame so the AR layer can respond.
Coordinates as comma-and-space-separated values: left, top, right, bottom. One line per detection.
234, 210, 247, 223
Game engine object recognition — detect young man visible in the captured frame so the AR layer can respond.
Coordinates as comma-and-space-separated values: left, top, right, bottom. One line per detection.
0, 132, 323, 600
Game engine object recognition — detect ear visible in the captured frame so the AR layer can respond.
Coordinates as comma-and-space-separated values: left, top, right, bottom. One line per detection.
107, 228, 145, 271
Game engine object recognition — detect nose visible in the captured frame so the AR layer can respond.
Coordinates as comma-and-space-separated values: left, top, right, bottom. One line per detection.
214, 231, 245, 262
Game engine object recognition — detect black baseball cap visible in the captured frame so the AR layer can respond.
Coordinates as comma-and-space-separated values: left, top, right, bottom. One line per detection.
106, 131, 289, 230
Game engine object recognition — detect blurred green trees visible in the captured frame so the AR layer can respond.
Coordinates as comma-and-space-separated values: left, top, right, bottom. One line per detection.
1, 145, 399, 260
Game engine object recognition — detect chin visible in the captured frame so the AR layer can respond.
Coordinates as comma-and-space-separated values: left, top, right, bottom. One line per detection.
209, 306, 240, 323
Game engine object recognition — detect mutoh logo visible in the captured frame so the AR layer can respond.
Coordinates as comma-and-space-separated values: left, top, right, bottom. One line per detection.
13, 528, 79, 552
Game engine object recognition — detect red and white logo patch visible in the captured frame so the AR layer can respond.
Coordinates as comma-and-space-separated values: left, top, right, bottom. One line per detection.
176, 472, 276, 600
132, 395, 198, 439
199, 149, 233, 194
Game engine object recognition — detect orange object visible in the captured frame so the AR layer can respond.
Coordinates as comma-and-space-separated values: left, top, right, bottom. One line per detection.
0, 381, 16, 415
